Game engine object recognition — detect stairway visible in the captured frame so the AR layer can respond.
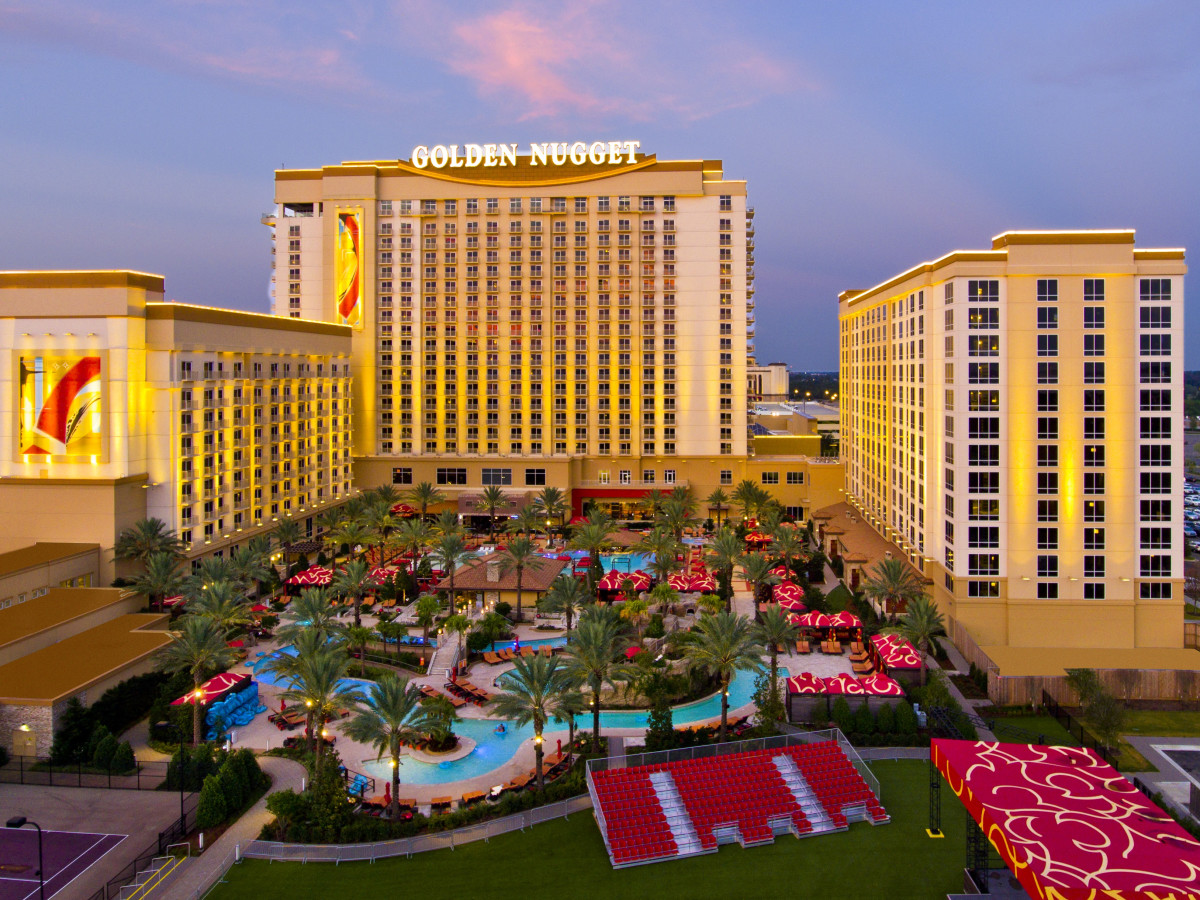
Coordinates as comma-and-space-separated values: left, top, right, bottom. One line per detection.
428, 639, 459, 678
771, 755, 835, 833
648, 771, 704, 855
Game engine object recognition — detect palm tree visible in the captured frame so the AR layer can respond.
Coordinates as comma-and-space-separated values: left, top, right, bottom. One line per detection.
676, 611, 764, 741
768, 528, 807, 580
316, 507, 347, 543
430, 534, 472, 602
361, 500, 398, 568
273, 518, 304, 571
754, 604, 799, 710
282, 645, 359, 761
276, 588, 342, 644
478, 485, 509, 543
667, 484, 697, 515
532, 486, 568, 537
496, 536, 545, 623
186, 581, 253, 636
394, 518, 432, 574
183, 557, 241, 599
697, 593, 725, 617
706, 528, 744, 609
862, 558, 927, 622
757, 502, 784, 536
115, 518, 184, 566
331, 558, 374, 628
415, 595, 441, 645
620, 598, 650, 639
706, 488, 731, 531
490, 655, 581, 790
508, 506, 543, 540
408, 482, 446, 521
565, 609, 631, 751
343, 625, 374, 677
540, 574, 591, 631
230, 544, 273, 601
155, 616, 237, 743
731, 479, 765, 523
342, 678, 430, 818
328, 520, 372, 563
370, 484, 402, 510
739, 552, 780, 606
433, 509, 462, 538
636, 528, 682, 584
658, 497, 695, 541
133, 551, 183, 613
897, 595, 945, 686
570, 520, 613, 591
474, 611, 511, 651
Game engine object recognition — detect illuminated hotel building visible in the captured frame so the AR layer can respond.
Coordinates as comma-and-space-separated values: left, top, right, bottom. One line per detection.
0, 271, 353, 581
839, 231, 1186, 654
266, 150, 840, 518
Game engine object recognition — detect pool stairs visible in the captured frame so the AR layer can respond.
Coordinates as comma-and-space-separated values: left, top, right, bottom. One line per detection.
648, 771, 704, 856
771, 755, 838, 834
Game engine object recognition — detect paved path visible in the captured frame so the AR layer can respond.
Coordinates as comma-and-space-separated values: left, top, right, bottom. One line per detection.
162, 756, 306, 900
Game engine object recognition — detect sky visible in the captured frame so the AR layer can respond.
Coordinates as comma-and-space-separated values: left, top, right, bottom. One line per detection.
1, 0, 1198, 370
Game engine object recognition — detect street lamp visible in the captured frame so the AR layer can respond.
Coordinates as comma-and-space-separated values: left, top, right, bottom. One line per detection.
6, 817, 44, 900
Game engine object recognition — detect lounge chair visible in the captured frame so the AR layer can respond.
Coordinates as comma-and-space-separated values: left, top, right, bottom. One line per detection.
520, 646, 535, 658
483, 652, 502, 665
795, 639, 811, 654
540, 645, 553, 658
497, 649, 516, 661
852, 661, 874, 675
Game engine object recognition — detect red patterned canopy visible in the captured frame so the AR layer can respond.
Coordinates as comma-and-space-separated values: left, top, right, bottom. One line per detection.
667, 573, 691, 591
770, 565, 791, 578
822, 673, 865, 695
170, 672, 249, 706
778, 597, 807, 612
858, 673, 904, 696
787, 672, 825, 695
773, 582, 805, 603
829, 610, 862, 629
368, 566, 397, 583
796, 611, 833, 629
162, 594, 184, 607
629, 570, 652, 591
597, 570, 626, 592
390, 503, 417, 516
932, 739, 1200, 900
287, 565, 333, 586
744, 531, 771, 543
688, 574, 716, 593
871, 633, 922, 669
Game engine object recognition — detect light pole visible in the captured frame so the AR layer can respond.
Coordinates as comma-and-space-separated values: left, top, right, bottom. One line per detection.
6, 817, 44, 900
169, 723, 187, 837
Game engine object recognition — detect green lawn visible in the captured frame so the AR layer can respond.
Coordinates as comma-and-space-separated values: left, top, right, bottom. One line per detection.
987, 715, 1079, 747
1123, 709, 1200, 738
209, 761, 969, 900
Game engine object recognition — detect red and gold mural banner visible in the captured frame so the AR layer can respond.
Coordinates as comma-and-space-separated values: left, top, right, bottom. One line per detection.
18, 354, 103, 460
335, 210, 363, 328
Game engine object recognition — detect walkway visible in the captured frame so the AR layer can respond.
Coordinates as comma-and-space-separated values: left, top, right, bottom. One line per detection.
164, 755, 306, 900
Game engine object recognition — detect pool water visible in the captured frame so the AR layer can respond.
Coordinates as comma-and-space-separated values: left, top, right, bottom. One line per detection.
487, 636, 568, 653
554, 550, 652, 573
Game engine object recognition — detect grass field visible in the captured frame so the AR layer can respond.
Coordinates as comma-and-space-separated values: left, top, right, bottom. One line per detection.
987, 715, 1078, 747
1123, 709, 1200, 738
208, 760, 971, 900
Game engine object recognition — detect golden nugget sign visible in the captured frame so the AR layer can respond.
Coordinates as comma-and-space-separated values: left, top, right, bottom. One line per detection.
410, 141, 642, 169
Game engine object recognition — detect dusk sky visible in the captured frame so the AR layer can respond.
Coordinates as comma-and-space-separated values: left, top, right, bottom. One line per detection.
2, 1, 1197, 370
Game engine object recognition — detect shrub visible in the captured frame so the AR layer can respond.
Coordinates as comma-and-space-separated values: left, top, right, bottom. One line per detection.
895, 702, 918, 735
85, 723, 111, 763
90, 671, 171, 737
265, 789, 308, 841
232, 748, 269, 793
811, 702, 830, 730
854, 702, 875, 735
876, 702, 896, 734
110, 741, 136, 774
645, 614, 665, 640
218, 761, 245, 811
50, 698, 96, 764
91, 733, 118, 771
494, 601, 512, 619
195, 774, 228, 831
831, 696, 854, 734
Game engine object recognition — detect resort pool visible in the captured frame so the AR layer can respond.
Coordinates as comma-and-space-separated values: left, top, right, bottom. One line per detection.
488, 636, 568, 653
361, 717, 538, 785
250, 647, 371, 698
555, 550, 652, 573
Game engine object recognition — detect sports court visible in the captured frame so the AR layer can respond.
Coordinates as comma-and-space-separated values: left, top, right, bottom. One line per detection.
0, 829, 125, 900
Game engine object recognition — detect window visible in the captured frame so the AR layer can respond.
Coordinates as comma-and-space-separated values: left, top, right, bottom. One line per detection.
969, 335, 1000, 356
1141, 472, 1171, 494
1141, 362, 1171, 383
1037, 555, 1058, 578
968, 526, 999, 548
1037, 500, 1058, 522
969, 445, 1000, 466
664, 469, 676, 484
1141, 417, 1171, 439
970, 390, 1000, 411
1037, 390, 1058, 412
1140, 306, 1171, 328
1037, 445, 1058, 467
1140, 278, 1171, 302
968, 472, 1000, 494
1037, 334, 1058, 356
391, 466, 413, 485
969, 499, 999, 520
1083, 334, 1105, 356
1038, 582, 1059, 600
481, 467, 512, 486
1083, 583, 1105, 600
967, 307, 999, 329
1038, 362, 1059, 384
1083, 362, 1105, 384
1037, 528, 1058, 549
786, 471, 805, 485
968, 363, 998, 384
967, 581, 999, 598
720, 470, 733, 485
1037, 417, 1059, 440
1083, 472, 1105, 495
1140, 334, 1171, 356
1140, 556, 1171, 577
1083, 306, 1104, 329
1083, 500, 1105, 522
1037, 307, 1058, 329
1140, 389, 1171, 411
968, 554, 999, 576
1084, 278, 1104, 302
436, 467, 467, 485
1083, 417, 1105, 440
761, 472, 779, 485
1140, 527, 1171, 549
1083, 390, 1105, 411
969, 417, 1000, 439
1084, 444, 1104, 467
1141, 499, 1171, 520
1141, 445, 1171, 467
1037, 472, 1059, 494
1141, 582, 1172, 599
1084, 528, 1105, 550
1037, 279, 1057, 302
968, 280, 999, 301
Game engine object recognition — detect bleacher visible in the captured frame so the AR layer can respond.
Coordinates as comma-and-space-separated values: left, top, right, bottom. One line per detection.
589, 739, 889, 868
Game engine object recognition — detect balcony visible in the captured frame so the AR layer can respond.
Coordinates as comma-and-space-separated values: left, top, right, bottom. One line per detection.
576, 479, 688, 489
746, 207, 755, 219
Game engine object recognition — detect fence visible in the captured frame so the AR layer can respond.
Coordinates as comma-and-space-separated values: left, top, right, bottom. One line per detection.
1040, 690, 1119, 769
85, 794, 198, 900
242, 794, 594, 863
0, 756, 169, 790
1186, 622, 1199, 650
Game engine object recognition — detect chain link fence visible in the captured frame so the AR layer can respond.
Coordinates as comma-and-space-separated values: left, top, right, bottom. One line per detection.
0, 756, 170, 790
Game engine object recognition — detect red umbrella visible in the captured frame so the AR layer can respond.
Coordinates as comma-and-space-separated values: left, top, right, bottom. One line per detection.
629, 570, 652, 591
797, 611, 833, 629
624, 646, 640, 660
778, 597, 807, 613
162, 594, 184, 607
667, 573, 691, 591
390, 503, 416, 516
597, 570, 626, 592
227, 639, 245, 648
859, 673, 905, 696
829, 611, 862, 629
786, 673, 825, 695
770, 565, 791, 578
744, 531, 770, 543
688, 574, 716, 593
773, 582, 805, 603
824, 673, 866, 695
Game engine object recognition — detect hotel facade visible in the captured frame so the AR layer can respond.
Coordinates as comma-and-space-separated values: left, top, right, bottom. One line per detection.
838, 231, 1186, 658
267, 149, 839, 520
0, 271, 353, 581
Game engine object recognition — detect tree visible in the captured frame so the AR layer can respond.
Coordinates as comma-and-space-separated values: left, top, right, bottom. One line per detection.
155, 617, 237, 743
114, 518, 183, 566
474, 612, 510, 651
532, 486, 569, 536
432, 509, 461, 538
897, 595, 946, 686
328, 520, 372, 563
394, 518, 432, 574
565, 608, 630, 751
282, 646, 359, 761
430, 534, 472, 603
408, 481, 446, 520
478, 485, 509, 543
361, 500, 398, 568
229, 544, 272, 601
706, 488, 731, 531
540, 574, 591, 631
508, 506, 544, 541
658, 497, 696, 542
705, 528, 744, 609
731, 479, 766, 522
183, 557, 240, 599
186, 580, 252, 637
273, 518, 304, 570
768, 528, 808, 579
441, 613, 471, 665
570, 520, 613, 592
861, 558, 926, 621
276, 588, 342, 644
636, 528, 682, 583
490, 655, 581, 790
331, 558, 373, 628
648, 582, 680, 619
341, 677, 433, 820
675, 611, 764, 741
415, 595, 441, 645
754, 604, 799, 700
376, 621, 407, 663
739, 552, 780, 606
1088, 692, 1127, 752
697, 593, 725, 617
620, 598, 650, 639
343, 625, 373, 677
133, 552, 184, 613
1065, 668, 1103, 708
195, 773, 227, 830
496, 536, 546, 623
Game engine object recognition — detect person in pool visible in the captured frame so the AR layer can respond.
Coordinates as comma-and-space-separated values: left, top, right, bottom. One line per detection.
495, 723, 506, 734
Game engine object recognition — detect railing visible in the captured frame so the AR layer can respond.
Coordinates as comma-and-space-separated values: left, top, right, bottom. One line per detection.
0, 756, 169, 790
118, 848, 187, 900
242, 794, 593, 862
1041, 690, 1120, 769
85, 797, 197, 900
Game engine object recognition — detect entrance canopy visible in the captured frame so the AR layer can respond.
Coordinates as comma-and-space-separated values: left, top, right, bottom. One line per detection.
931, 739, 1200, 899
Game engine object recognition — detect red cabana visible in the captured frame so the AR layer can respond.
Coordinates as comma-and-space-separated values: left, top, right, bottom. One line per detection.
858, 673, 905, 696
786, 672, 825, 695
823, 673, 866, 695
744, 531, 771, 544
687, 574, 716, 593
627, 570, 652, 591
287, 565, 333, 586
773, 582, 805, 603
829, 611, 862, 629
796, 611, 833, 629
597, 570, 627, 592
667, 573, 692, 591
871, 634, 923, 669
162, 595, 184, 608
390, 503, 417, 517
770, 565, 791, 579
778, 597, 807, 613
170, 672, 250, 706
